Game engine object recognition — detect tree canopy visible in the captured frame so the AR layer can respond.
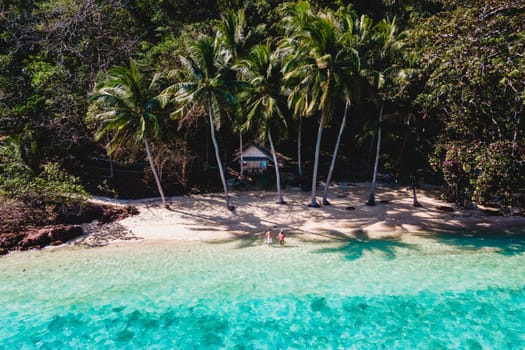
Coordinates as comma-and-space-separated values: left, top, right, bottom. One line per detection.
1, 0, 523, 211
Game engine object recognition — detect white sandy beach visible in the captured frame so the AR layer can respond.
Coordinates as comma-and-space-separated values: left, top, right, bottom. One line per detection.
79, 183, 525, 246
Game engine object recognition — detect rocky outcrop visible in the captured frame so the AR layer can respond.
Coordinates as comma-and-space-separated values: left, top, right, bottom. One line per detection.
0, 232, 26, 249
1, 197, 139, 254
18, 225, 83, 250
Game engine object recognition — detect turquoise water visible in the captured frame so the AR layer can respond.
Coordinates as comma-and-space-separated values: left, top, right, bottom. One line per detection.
1, 232, 525, 349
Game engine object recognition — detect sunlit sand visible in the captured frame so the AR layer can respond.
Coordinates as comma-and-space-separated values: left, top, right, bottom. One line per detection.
81, 183, 525, 247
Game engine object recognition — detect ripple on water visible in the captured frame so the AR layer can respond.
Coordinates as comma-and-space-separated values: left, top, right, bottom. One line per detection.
0, 236, 524, 349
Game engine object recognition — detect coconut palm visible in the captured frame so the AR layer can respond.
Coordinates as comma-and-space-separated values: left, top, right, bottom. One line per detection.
321, 100, 351, 205
236, 43, 288, 204
282, 6, 360, 207
216, 9, 265, 180
321, 14, 369, 205
280, 1, 314, 180
365, 17, 402, 206
216, 8, 265, 61
170, 36, 240, 210
89, 59, 168, 207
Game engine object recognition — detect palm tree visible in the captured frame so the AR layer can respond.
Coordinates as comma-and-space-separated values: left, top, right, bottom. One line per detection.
216, 9, 265, 180
170, 36, 240, 210
322, 100, 351, 205
367, 104, 383, 206
321, 14, 368, 205
279, 1, 312, 179
216, 9, 265, 61
236, 43, 288, 204
89, 59, 168, 207
282, 6, 360, 207
365, 18, 402, 206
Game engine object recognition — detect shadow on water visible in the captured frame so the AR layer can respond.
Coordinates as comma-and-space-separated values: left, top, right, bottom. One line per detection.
417, 230, 525, 256
312, 229, 418, 261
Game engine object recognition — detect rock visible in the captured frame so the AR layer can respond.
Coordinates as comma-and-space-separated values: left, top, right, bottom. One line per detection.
99, 206, 139, 224
0, 248, 8, 255
436, 205, 455, 212
50, 240, 64, 246
346, 206, 356, 210
18, 225, 83, 250
0, 232, 26, 249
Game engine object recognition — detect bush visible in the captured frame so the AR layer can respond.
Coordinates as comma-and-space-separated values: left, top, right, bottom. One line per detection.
432, 141, 523, 209
0, 140, 87, 208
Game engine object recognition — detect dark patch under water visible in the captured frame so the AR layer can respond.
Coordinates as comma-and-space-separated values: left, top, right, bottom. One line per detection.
3, 286, 524, 349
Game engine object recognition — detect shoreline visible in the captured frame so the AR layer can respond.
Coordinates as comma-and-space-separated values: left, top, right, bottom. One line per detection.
78, 183, 525, 248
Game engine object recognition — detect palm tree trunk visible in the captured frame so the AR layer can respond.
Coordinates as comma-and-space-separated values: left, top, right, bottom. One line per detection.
412, 174, 422, 207
208, 96, 232, 210
105, 135, 114, 179
310, 121, 324, 207
109, 154, 114, 179
204, 132, 209, 171
512, 107, 520, 158
368, 134, 375, 172
297, 115, 303, 176
323, 101, 350, 205
144, 138, 167, 208
367, 103, 383, 206
239, 132, 244, 178
268, 130, 285, 204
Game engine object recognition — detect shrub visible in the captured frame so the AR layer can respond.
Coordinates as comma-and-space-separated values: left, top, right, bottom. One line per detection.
0, 140, 87, 208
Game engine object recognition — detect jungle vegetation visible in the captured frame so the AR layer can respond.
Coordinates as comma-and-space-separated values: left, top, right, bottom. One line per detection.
0, 0, 523, 212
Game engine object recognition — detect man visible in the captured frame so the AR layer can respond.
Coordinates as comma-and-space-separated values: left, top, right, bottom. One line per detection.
265, 229, 273, 246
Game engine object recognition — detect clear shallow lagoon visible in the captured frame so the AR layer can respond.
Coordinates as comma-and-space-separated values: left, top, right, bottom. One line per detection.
1, 232, 525, 349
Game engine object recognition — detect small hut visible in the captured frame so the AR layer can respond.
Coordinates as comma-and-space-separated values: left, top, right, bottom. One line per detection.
234, 142, 273, 175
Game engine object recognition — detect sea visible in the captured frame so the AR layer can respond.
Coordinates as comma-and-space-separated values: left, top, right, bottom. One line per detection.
1, 231, 524, 349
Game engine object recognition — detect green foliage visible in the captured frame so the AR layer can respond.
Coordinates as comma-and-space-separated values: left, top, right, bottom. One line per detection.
409, 0, 524, 206
1, 0, 523, 209
432, 141, 523, 209
89, 59, 168, 153
473, 142, 522, 207
0, 139, 87, 207
236, 42, 288, 141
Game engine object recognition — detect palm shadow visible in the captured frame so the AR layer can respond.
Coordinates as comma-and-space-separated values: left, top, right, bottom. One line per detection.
416, 230, 525, 256
311, 229, 417, 260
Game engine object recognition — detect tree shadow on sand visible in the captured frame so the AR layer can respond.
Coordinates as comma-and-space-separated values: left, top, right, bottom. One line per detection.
75, 222, 141, 248
310, 229, 418, 261
148, 188, 525, 256
416, 230, 525, 256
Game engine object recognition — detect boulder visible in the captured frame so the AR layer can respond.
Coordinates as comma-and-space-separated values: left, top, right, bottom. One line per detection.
0, 232, 26, 249
18, 225, 83, 250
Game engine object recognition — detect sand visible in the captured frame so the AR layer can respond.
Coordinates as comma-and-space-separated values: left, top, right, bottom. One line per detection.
79, 183, 525, 247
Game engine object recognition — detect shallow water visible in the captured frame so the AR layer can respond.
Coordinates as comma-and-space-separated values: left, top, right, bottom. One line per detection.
1, 232, 525, 349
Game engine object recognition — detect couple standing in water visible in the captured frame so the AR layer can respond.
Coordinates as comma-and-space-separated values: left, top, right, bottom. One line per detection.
265, 229, 285, 247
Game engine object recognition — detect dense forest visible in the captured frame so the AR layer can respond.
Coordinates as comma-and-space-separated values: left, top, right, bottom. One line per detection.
1, 0, 523, 212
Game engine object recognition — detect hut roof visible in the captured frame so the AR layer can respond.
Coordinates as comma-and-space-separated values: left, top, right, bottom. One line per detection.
233, 142, 273, 162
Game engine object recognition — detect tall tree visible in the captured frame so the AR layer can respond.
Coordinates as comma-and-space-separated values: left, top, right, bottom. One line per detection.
89, 59, 168, 207
216, 9, 265, 180
365, 17, 403, 206
171, 36, 240, 210
410, 0, 524, 207
283, 3, 360, 207
321, 12, 366, 205
280, 1, 314, 179
236, 42, 288, 204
